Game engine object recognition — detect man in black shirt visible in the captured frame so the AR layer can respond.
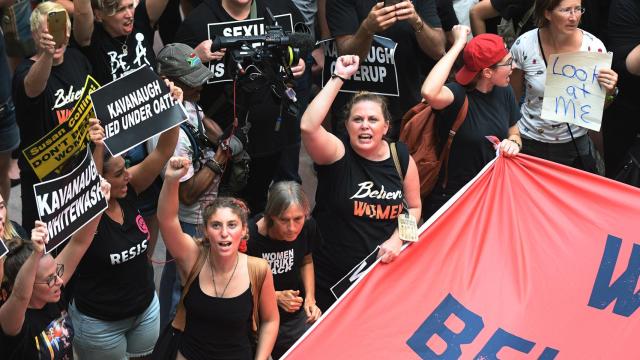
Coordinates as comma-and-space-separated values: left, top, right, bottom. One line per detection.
175, 0, 307, 212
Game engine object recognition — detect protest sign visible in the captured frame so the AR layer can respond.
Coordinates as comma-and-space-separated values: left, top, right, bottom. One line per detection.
541, 51, 612, 132
330, 246, 379, 300
207, 14, 294, 84
321, 36, 399, 96
0, 238, 7, 258
34, 148, 107, 254
285, 154, 640, 359
90, 66, 187, 156
23, 76, 101, 180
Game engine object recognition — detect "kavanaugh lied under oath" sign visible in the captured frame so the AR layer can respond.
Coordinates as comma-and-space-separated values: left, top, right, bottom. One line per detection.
34, 148, 107, 254
90, 66, 187, 156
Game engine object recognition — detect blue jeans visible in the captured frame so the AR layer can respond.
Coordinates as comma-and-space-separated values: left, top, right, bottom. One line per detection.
70, 294, 160, 359
159, 221, 199, 329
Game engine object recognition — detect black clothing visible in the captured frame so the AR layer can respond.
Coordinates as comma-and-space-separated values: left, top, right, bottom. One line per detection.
246, 216, 320, 321
491, 0, 535, 33
313, 139, 409, 310
423, 83, 519, 218
12, 48, 92, 233
175, 0, 305, 157
71, 184, 154, 321
434, 83, 519, 191
603, 0, 640, 176
327, 0, 442, 140
436, 0, 459, 32
78, 0, 156, 86
1, 301, 74, 360
180, 277, 253, 360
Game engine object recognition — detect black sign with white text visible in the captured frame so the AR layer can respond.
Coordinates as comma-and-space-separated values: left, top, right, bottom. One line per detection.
207, 14, 294, 83
330, 246, 380, 300
34, 148, 107, 254
321, 36, 399, 96
90, 66, 187, 156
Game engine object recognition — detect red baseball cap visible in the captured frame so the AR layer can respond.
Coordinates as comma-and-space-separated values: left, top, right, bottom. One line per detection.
455, 34, 509, 85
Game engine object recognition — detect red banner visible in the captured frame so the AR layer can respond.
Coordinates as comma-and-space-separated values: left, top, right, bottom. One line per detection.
285, 154, 640, 359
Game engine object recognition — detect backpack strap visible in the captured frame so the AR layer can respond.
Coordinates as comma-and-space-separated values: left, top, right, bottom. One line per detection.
171, 240, 208, 331
247, 256, 269, 336
390, 143, 403, 182
440, 96, 469, 189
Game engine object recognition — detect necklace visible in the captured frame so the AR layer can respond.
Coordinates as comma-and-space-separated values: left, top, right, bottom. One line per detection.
117, 34, 130, 56
209, 252, 239, 298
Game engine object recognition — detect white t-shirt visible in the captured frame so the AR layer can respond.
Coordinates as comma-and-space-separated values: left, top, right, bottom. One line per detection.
511, 28, 607, 143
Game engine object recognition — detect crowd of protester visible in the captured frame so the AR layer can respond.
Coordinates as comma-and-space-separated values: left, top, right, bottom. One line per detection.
0, 0, 638, 359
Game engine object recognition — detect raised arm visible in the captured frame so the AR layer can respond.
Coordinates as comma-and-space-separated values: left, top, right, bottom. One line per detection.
254, 268, 279, 360
0, 223, 47, 336
128, 80, 182, 194
394, 0, 445, 61
146, 0, 171, 28
469, 0, 499, 35
72, 0, 94, 46
157, 157, 199, 279
300, 55, 360, 165
24, 29, 55, 98
335, 3, 397, 59
420, 25, 470, 110
56, 180, 110, 284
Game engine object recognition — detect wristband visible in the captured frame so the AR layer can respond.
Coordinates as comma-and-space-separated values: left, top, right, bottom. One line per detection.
509, 138, 522, 150
204, 159, 224, 175
331, 73, 348, 82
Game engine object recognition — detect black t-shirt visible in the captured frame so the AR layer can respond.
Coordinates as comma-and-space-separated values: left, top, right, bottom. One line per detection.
13, 48, 92, 161
434, 83, 519, 192
1, 301, 74, 360
436, 0, 459, 32
327, 0, 442, 140
313, 139, 408, 291
175, 0, 305, 156
71, 184, 155, 320
491, 0, 535, 34
246, 216, 320, 320
0, 34, 11, 104
608, 0, 640, 110
78, 0, 156, 86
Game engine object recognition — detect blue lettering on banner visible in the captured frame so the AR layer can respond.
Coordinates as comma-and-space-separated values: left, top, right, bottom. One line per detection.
588, 235, 640, 317
406, 293, 559, 359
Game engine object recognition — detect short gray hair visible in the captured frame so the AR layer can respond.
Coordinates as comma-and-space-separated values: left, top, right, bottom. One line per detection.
264, 181, 310, 228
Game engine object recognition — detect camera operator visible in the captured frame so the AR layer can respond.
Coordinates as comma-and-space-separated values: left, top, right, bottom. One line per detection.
175, 0, 307, 213
152, 43, 232, 328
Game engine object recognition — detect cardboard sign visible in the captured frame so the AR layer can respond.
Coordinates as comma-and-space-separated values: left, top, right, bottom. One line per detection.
321, 36, 399, 96
23, 76, 101, 180
284, 154, 640, 359
541, 51, 613, 132
34, 148, 107, 254
207, 14, 294, 83
90, 66, 187, 156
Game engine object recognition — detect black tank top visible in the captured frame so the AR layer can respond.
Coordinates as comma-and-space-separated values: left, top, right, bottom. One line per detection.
179, 274, 253, 360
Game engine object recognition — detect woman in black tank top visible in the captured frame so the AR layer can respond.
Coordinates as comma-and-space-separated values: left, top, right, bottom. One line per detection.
157, 157, 279, 360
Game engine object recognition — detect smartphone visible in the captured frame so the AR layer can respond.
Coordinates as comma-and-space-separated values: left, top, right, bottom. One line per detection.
384, 0, 403, 7
47, 10, 67, 48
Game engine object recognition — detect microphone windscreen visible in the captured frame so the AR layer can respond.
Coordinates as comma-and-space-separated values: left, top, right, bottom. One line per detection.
288, 32, 315, 58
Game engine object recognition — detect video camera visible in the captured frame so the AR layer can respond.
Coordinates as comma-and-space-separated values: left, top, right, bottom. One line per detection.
210, 8, 314, 116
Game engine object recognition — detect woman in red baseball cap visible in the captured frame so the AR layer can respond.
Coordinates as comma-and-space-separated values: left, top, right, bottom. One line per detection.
420, 24, 522, 219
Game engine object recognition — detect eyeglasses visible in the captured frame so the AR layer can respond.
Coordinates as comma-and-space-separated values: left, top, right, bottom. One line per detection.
34, 264, 64, 288
494, 58, 513, 67
556, 6, 585, 16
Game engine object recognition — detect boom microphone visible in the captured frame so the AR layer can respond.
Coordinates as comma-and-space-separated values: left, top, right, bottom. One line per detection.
210, 32, 315, 58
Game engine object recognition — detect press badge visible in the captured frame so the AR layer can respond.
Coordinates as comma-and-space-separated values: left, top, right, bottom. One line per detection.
398, 213, 418, 242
